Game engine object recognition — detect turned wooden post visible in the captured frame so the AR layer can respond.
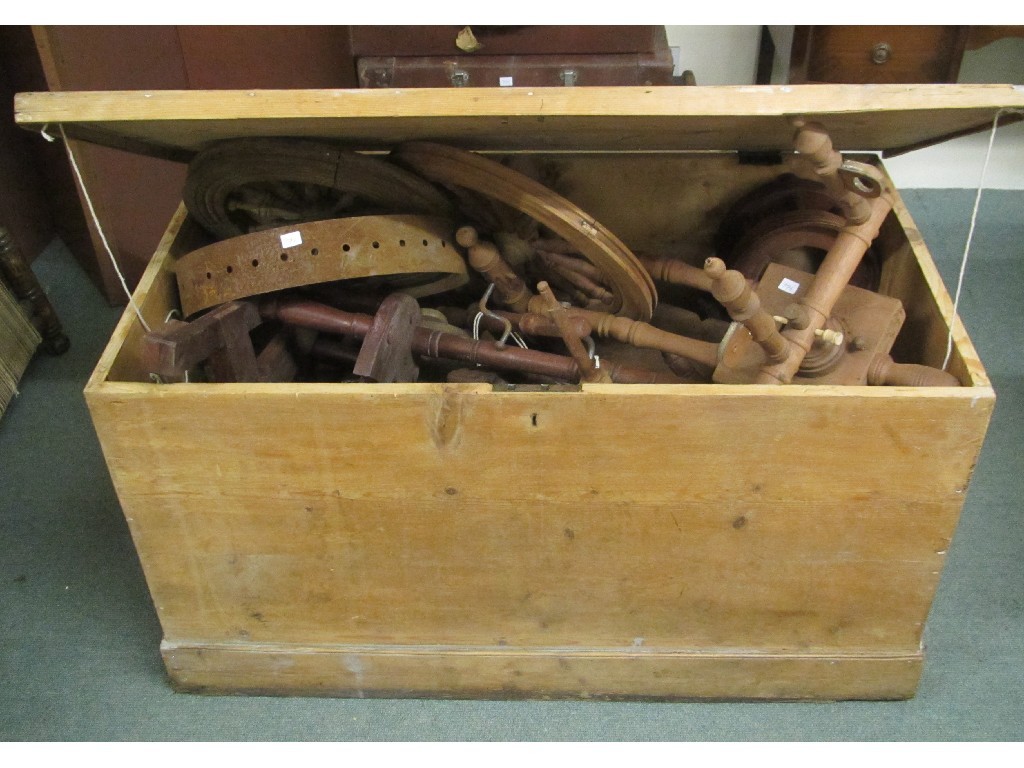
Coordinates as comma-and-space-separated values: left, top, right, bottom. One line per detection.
755, 192, 894, 385
752, 121, 895, 385
0, 226, 70, 356
792, 120, 872, 225
455, 225, 534, 312
704, 256, 790, 364
536, 281, 611, 384
638, 254, 715, 292
568, 307, 721, 369
453, 227, 722, 371
513, 291, 721, 371
867, 354, 960, 387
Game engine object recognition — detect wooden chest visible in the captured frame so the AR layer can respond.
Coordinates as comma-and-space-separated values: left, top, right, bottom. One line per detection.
16, 84, 1020, 700
350, 24, 674, 88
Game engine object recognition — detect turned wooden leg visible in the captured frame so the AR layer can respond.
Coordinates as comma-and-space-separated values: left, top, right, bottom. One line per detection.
0, 227, 70, 356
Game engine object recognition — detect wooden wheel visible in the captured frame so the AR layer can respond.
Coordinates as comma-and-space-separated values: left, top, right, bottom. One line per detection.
728, 209, 881, 291
183, 138, 454, 240
393, 142, 656, 321
715, 174, 844, 263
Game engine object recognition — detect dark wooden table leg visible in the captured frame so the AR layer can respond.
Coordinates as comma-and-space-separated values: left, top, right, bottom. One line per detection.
0, 226, 70, 355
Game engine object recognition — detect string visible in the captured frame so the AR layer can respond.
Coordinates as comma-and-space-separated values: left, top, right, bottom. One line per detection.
943, 108, 1024, 371
47, 124, 151, 333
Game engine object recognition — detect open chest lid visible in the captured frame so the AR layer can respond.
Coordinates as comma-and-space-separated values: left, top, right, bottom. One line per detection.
13, 84, 1024, 162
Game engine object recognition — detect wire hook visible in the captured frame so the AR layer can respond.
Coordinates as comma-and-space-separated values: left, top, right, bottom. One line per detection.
472, 283, 515, 348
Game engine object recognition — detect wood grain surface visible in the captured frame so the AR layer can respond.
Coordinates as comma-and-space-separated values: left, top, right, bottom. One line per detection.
15, 84, 1024, 157
163, 641, 923, 700
83, 147, 995, 699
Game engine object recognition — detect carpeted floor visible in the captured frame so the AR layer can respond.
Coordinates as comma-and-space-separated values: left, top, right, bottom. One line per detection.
1, 189, 1022, 741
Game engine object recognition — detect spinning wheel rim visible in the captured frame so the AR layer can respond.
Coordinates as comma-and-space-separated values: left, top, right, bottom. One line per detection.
394, 141, 656, 321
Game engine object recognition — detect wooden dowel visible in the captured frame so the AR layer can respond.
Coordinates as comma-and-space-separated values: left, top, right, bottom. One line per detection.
261, 297, 678, 384
567, 306, 721, 370
538, 251, 616, 307
638, 254, 715, 292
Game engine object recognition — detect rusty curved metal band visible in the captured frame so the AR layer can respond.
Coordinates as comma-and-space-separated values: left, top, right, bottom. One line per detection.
392, 141, 656, 321
174, 215, 468, 317
183, 138, 454, 240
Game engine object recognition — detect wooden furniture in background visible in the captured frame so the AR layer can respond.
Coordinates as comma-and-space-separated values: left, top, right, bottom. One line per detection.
0, 26, 92, 270
0, 226, 69, 355
27, 25, 358, 304
24, 25, 675, 303
31, 27, 191, 304
0, 279, 41, 420
790, 26, 968, 84
351, 25, 674, 88
349, 25, 668, 57
789, 25, 1024, 84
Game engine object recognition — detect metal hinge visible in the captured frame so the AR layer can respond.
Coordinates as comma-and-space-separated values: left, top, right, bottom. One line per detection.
737, 150, 784, 166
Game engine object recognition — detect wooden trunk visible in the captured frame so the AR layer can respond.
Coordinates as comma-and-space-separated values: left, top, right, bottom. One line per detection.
16, 85, 1016, 700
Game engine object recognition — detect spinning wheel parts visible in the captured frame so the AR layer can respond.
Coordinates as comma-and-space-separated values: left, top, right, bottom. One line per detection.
716, 176, 882, 291
714, 173, 845, 260
151, 127, 957, 388
183, 138, 454, 240
393, 141, 656, 321
726, 209, 881, 291
174, 215, 469, 317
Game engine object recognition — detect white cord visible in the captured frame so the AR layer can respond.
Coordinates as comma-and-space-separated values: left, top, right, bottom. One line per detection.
942, 108, 1024, 371
51, 124, 151, 332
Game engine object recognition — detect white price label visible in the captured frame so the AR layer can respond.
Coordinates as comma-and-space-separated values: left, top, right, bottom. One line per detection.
280, 231, 302, 249
499, 76, 514, 87
778, 277, 801, 295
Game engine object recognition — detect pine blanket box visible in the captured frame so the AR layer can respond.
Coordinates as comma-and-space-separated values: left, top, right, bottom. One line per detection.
15, 84, 1020, 699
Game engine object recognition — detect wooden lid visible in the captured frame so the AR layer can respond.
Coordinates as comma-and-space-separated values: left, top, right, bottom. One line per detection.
14, 84, 1024, 161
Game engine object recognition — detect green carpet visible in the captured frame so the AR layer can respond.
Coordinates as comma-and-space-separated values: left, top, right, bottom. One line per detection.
1, 189, 1022, 740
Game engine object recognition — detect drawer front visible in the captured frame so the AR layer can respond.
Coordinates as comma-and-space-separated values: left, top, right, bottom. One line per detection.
791, 26, 968, 84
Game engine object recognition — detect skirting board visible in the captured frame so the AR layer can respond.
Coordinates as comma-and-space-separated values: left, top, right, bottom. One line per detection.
162, 640, 923, 701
